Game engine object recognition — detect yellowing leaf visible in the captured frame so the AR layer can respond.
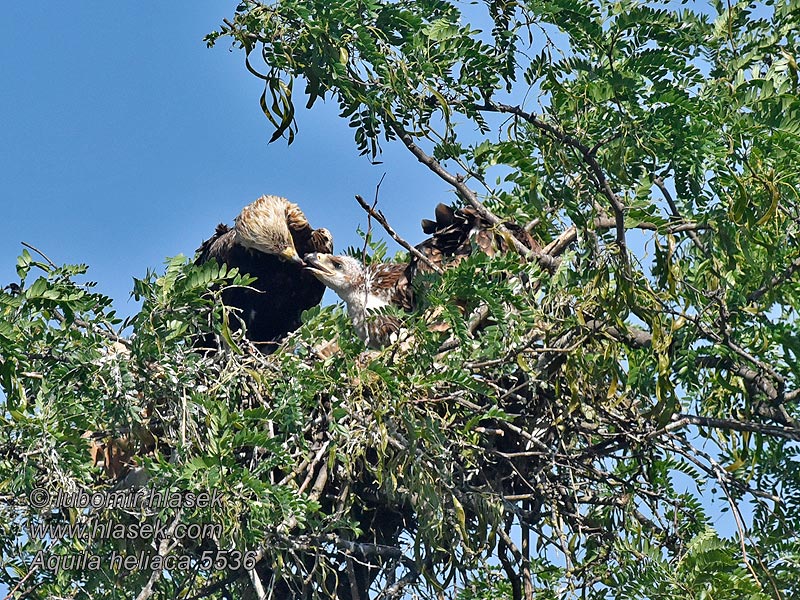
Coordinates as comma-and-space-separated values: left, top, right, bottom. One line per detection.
452, 495, 468, 542
725, 455, 746, 473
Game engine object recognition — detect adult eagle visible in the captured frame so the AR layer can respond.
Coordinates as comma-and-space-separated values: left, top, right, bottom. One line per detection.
305, 203, 537, 348
196, 195, 333, 352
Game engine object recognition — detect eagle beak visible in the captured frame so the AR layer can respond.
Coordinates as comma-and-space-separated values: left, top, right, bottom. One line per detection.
280, 246, 305, 266
304, 253, 334, 276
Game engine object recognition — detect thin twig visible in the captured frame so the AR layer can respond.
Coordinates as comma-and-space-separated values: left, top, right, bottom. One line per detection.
360, 174, 387, 264
2, 564, 39, 600
652, 176, 708, 255
710, 462, 776, 597
354, 194, 443, 275
134, 509, 184, 600
20, 241, 57, 269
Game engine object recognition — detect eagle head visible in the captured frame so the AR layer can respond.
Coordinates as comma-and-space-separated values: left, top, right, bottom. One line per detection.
303, 253, 367, 300
305, 253, 404, 348
234, 195, 304, 265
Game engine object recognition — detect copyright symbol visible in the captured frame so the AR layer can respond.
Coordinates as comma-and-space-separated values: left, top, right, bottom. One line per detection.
29, 488, 50, 509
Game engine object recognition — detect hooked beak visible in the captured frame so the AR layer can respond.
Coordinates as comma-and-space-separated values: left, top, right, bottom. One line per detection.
303, 253, 335, 276
280, 246, 305, 266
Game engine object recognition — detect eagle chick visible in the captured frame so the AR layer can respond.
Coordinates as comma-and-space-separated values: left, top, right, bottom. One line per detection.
304, 203, 540, 349
304, 253, 409, 349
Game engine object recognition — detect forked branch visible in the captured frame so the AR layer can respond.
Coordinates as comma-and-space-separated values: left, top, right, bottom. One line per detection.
385, 119, 561, 271
475, 101, 628, 255
354, 194, 443, 274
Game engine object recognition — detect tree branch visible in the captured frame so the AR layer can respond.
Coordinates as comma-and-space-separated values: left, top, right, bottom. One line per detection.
385, 119, 560, 271
667, 413, 800, 441
695, 356, 796, 427
355, 194, 443, 274
375, 565, 419, 600
583, 319, 652, 349
476, 102, 628, 255
20, 241, 57, 269
543, 218, 706, 258
2, 563, 38, 600
746, 253, 800, 304
134, 509, 184, 600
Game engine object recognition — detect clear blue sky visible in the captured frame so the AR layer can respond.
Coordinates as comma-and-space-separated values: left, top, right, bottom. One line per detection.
0, 3, 451, 320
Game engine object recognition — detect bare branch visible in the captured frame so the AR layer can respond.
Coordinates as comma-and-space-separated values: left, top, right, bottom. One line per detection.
134, 510, 184, 600
666, 413, 800, 441
746, 253, 800, 304
2, 564, 39, 600
497, 526, 532, 599
346, 555, 362, 600
355, 194, 443, 274
20, 241, 57, 269
385, 119, 561, 271
375, 566, 419, 600
248, 568, 268, 600
543, 218, 706, 258
498, 527, 523, 600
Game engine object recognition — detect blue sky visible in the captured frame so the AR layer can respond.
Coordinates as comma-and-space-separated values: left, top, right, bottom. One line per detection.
1, 2, 451, 320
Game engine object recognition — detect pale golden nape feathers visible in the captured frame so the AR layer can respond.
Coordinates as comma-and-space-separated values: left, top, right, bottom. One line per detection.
285, 201, 311, 232
234, 195, 304, 264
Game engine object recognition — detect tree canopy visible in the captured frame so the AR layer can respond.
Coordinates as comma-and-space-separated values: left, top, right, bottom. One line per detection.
2, 0, 800, 598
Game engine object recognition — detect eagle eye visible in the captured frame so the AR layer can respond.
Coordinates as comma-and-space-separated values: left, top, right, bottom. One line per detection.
334, 262, 343, 270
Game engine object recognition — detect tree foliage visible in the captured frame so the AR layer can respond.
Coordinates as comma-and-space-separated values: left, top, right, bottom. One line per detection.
3, 0, 800, 598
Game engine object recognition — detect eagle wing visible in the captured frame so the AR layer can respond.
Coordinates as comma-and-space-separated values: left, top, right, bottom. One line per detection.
195, 223, 236, 265
409, 203, 539, 279
364, 311, 404, 349
285, 203, 334, 256
369, 262, 414, 311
